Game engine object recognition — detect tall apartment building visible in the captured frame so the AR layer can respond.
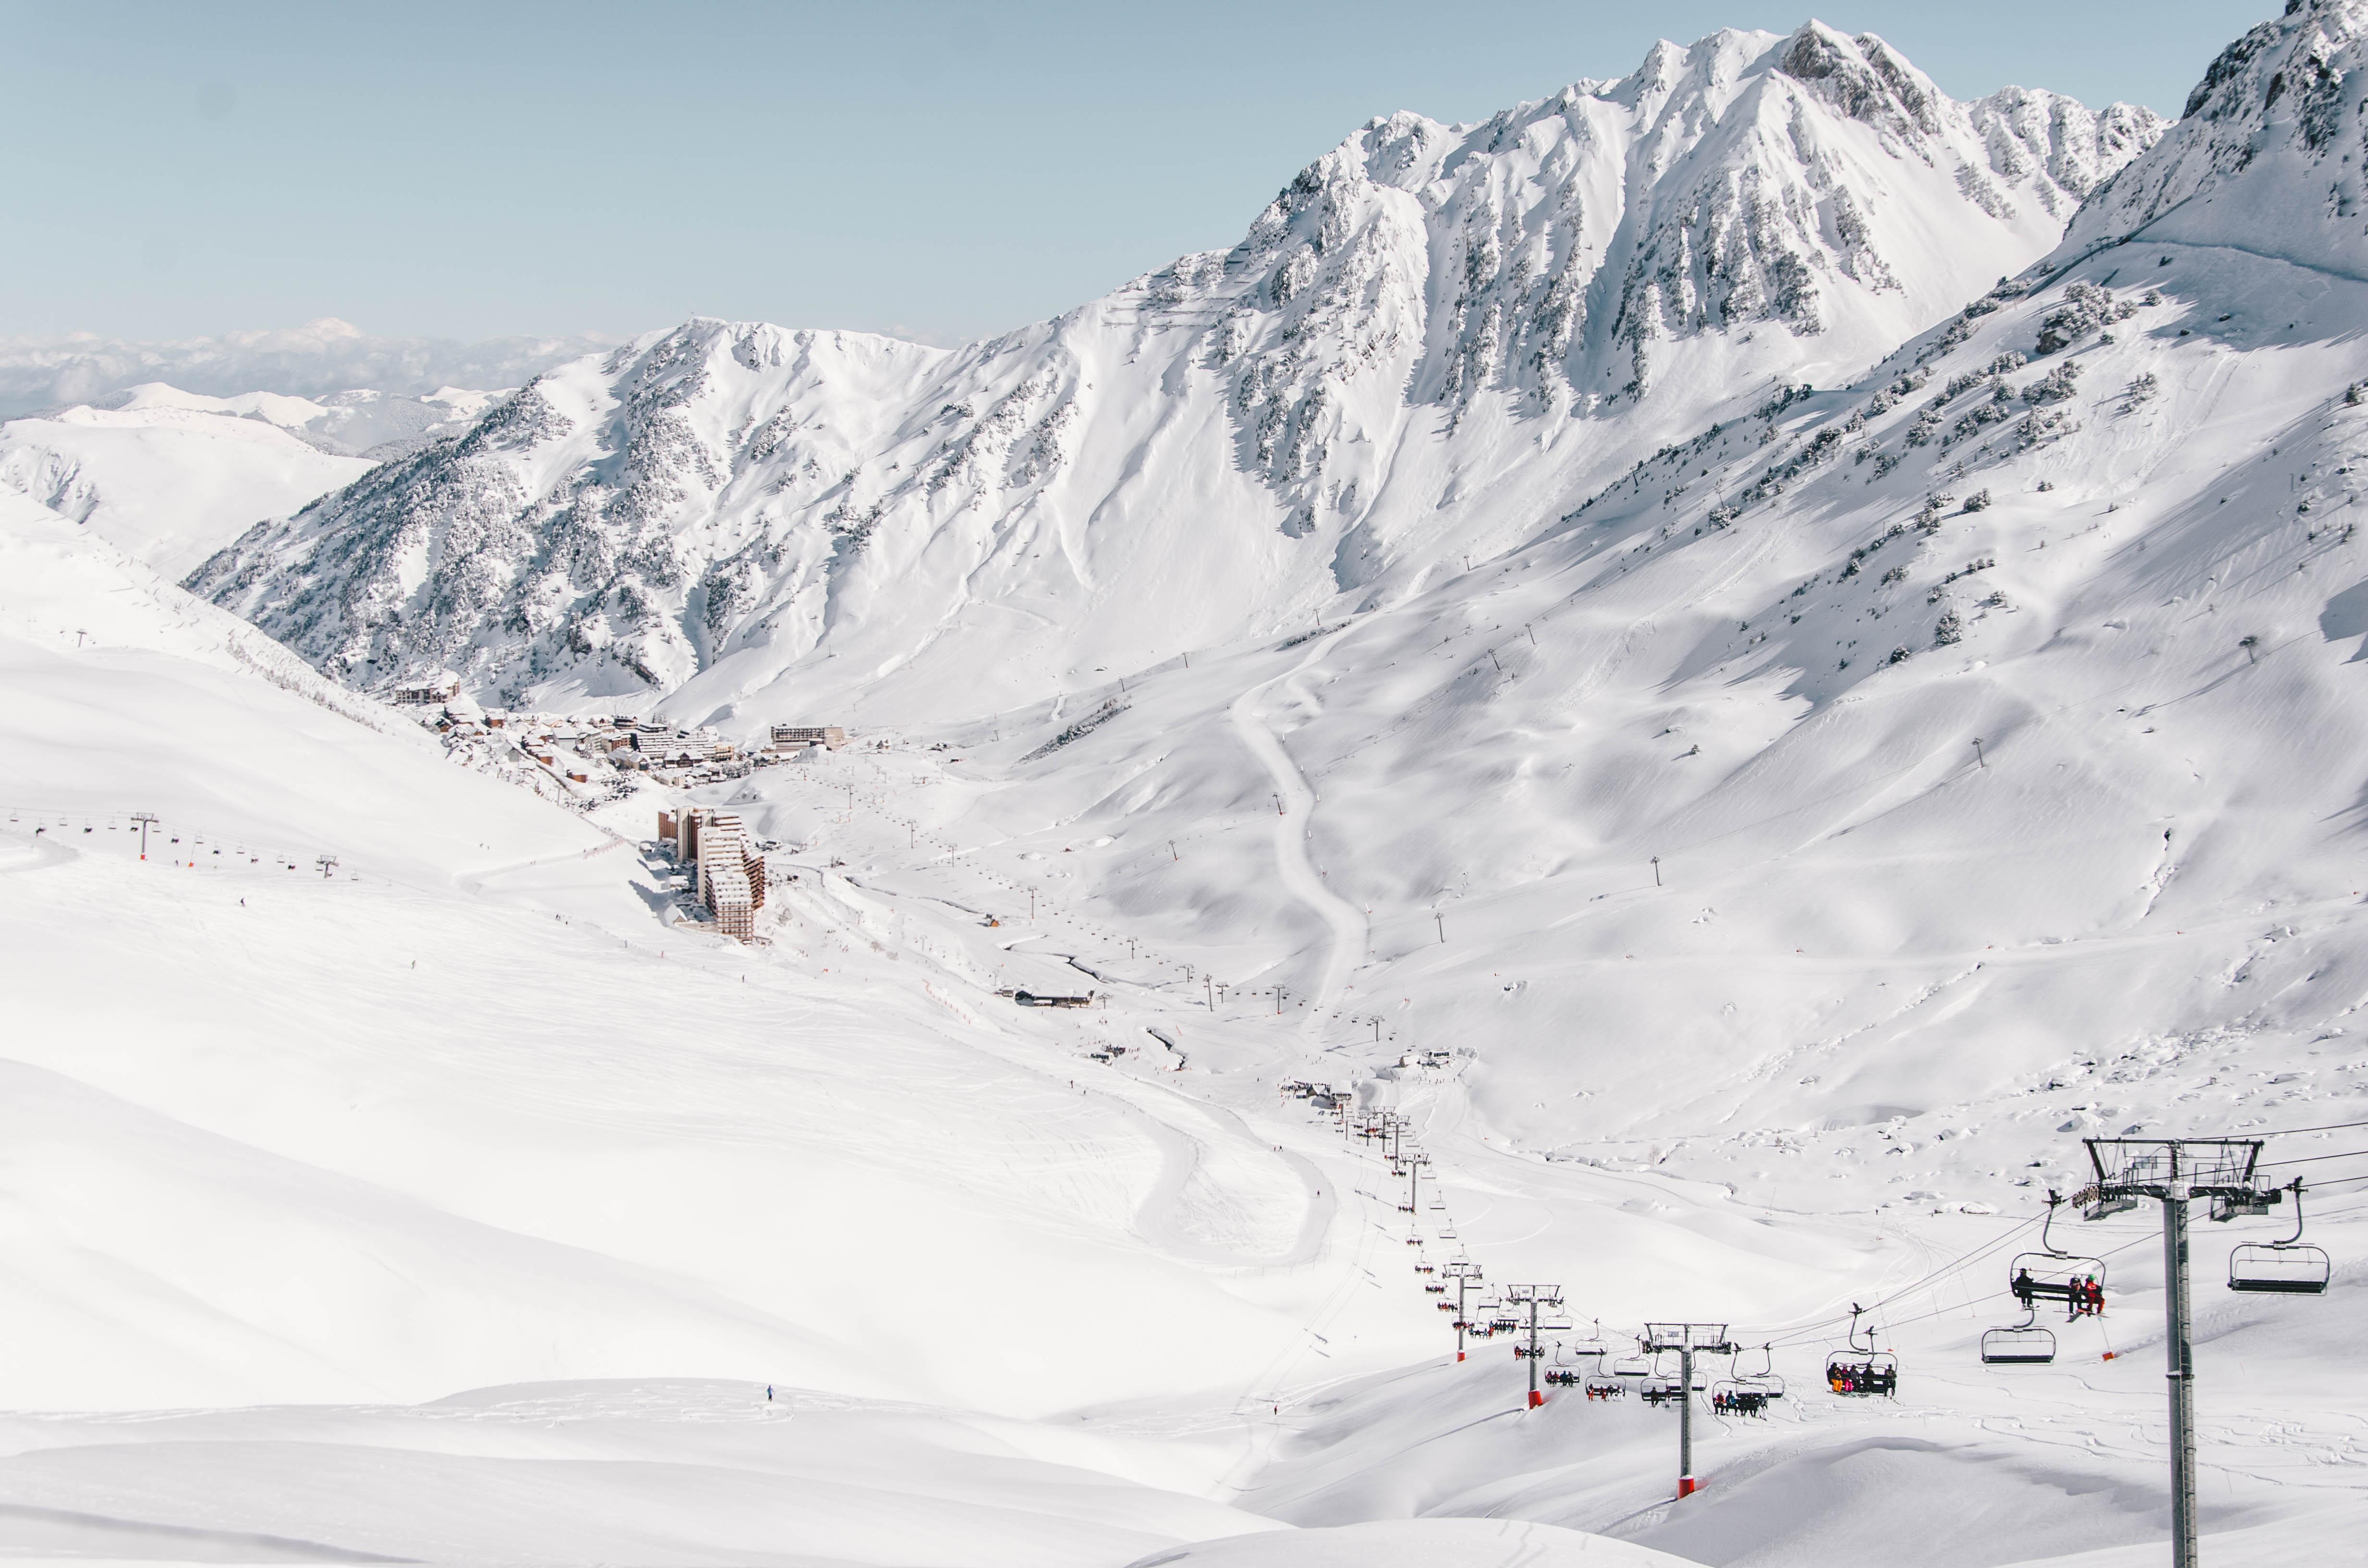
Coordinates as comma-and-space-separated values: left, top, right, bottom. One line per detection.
666, 806, 766, 939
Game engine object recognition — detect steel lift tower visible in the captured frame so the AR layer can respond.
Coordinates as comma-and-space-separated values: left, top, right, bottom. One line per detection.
2075, 1137, 2267, 1568
1643, 1322, 1737, 1498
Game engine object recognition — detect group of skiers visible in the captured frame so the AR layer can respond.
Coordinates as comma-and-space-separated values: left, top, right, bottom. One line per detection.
2011, 1267, 2106, 1316
1826, 1360, 1898, 1396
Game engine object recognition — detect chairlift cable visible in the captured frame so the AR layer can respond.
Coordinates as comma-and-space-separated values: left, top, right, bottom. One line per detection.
2245, 1115, 2368, 1137
1744, 1210, 2047, 1345
2250, 1144, 2368, 1169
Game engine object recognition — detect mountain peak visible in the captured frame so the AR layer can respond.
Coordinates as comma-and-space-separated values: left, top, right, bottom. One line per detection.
1777, 22, 1944, 140
2056, 0, 2368, 272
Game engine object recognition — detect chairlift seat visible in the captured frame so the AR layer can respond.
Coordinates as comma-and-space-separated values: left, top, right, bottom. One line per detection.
2228, 1243, 2331, 1294
1979, 1325, 2058, 1365
1825, 1352, 1899, 1397
2010, 1251, 2107, 1318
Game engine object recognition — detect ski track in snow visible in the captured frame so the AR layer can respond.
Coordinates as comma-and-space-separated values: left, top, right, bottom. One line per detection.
1229, 630, 1371, 1015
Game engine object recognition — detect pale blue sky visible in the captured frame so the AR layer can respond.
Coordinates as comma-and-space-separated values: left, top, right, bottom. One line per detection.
0, 1, 2273, 347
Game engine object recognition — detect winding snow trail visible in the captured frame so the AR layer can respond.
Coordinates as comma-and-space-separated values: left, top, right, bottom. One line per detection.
1230, 636, 1369, 1013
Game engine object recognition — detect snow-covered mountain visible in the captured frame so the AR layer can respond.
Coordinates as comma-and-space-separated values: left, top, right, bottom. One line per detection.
2060, 0, 2368, 274
0, 384, 508, 579
188, 23, 2161, 718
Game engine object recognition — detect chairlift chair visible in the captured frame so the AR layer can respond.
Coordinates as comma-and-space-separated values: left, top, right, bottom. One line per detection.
1737, 1343, 1786, 1399
1978, 1305, 2058, 1365
1640, 1377, 1685, 1407
1583, 1374, 1626, 1399
1826, 1306, 1901, 1397
2229, 1179, 2332, 1295
2009, 1193, 2108, 1318
1709, 1379, 1768, 1417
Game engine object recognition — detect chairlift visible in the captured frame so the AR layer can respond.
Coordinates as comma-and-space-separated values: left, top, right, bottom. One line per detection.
1825, 1305, 1900, 1397
1583, 1374, 1626, 1399
1978, 1298, 2058, 1365
1709, 1379, 1768, 1417
1737, 1343, 1786, 1400
2009, 1192, 2107, 1318
2229, 1179, 2332, 1295
1611, 1352, 1651, 1380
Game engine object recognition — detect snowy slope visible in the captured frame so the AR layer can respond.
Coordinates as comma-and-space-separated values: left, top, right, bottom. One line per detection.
0, 391, 374, 577
0, 493, 1466, 1564
189, 23, 2159, 720
0, 382, 512, 581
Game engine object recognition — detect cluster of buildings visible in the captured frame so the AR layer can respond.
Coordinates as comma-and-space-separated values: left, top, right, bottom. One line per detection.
658, 807, 769, 940
402, 688, 850, 791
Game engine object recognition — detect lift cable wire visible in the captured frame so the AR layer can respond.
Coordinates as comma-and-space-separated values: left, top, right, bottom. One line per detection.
2245, 1115, 2368, 1137
1742, 1210, 2049, 1349
2251, 1144, 2368, 1169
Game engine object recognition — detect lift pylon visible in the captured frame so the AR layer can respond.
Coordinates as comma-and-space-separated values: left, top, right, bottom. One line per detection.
2076, 1137, 2270, 1568
1505, 1285, 1564, 1407
1642, 1322, 1736, 1499
1443, 1262, 1484, 1361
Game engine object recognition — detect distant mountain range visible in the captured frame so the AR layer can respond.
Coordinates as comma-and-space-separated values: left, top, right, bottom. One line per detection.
185, 22, 2163, 720
0, 318, 609, 419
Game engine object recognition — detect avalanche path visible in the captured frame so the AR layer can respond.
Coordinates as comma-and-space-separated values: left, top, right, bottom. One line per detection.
1229, 634, 1369, 1014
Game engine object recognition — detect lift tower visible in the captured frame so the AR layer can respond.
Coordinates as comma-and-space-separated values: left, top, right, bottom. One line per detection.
1443, 1262, 1484, 1361
1643, 1322, 1736, 1499
1397, 1149, 1430, 1215
1504, 1284, 1566, 1408
2075, 1138, 2266, 1568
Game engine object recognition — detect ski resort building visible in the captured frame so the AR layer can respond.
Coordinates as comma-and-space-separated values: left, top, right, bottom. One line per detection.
770, 725, 847, 751
664, 806, 767, 940
389, 674, 461, 704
